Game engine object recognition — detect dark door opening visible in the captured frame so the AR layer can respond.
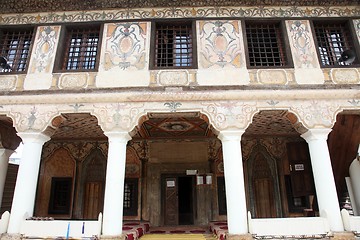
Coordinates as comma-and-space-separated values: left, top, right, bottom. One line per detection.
163, 175, 195, 225
178, 176, 194, 225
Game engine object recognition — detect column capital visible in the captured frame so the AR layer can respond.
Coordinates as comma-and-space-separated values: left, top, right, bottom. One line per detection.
16, 132, 50, 144
301, 128, 332, 142
104, 131, 131, 142
218, 129, 245, 142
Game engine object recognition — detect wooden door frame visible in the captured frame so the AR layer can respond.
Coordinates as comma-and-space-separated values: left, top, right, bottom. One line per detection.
161, 174, 196, 226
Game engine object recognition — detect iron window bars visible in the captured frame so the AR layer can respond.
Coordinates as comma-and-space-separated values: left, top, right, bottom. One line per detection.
62, 26, 100, 70
245, 22, 287, 67
0, 29, 33, 73
313, 21, 355, 66
154, 22, 194, 68
123, 179, 138, 216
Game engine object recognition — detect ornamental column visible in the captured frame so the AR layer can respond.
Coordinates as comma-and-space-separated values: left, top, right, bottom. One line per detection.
0, 148, 14, 209
218, 130, 247, 235
301, 128, 344, 231
7, 132, 50, 234
102, 131, 131, 237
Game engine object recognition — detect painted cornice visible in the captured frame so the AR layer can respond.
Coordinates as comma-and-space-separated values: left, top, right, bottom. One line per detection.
1, 0, 359, 14
0, 6, 359, 25
0, 85, 359, 105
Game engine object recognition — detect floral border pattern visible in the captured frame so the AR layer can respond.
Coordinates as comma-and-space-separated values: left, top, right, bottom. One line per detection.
0, 6, 359, 25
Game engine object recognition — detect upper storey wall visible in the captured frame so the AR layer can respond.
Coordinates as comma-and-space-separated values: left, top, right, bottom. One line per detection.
0, 5, 359, 91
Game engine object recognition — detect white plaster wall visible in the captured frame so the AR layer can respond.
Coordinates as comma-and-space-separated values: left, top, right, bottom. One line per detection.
96, 70, 150, 88
197, 68, 250, 86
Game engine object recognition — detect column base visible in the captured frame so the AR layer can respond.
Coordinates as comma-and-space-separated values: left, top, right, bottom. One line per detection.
331, 232, 356, 240
100, 234, 126, 240
226, 233, 253, 240
0, 234, 22, 240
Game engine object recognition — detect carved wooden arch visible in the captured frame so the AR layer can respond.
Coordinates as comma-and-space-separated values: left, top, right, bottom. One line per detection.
0, 115, 21, 150
79, 147, 107, 219
35, 147, 76, 217
42, 112, 104, 138
126, 146, 142, 178
246, 143, 282, 218
249, 108, 308, 135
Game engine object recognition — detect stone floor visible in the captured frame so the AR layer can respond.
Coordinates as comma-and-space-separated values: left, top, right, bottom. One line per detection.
140, 233, 217, 240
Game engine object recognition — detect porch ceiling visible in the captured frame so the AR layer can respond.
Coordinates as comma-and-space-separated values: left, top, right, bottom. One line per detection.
47, 110, 299, 141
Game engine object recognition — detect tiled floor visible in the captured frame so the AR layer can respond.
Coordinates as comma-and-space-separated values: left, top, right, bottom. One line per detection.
140, 233, 217, 240
148, 225, 210, 234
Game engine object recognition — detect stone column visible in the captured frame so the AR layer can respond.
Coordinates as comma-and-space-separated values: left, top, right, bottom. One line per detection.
301, 128, 344, 231
102, 131, 131, 237
7, 132, 50, 234
218, 130, 247, 234
0, 148, 14, 209
349, 144, 360, 216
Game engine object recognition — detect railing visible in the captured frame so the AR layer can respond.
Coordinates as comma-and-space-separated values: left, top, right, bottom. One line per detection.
0, 211, 10, 234
20, 213, 102, 239
341, 209, 360, 233
248, 211, 330, 238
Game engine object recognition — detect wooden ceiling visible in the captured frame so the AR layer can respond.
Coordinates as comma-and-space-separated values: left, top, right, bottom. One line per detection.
328, 113, 360, 198
46, 110, 300, 141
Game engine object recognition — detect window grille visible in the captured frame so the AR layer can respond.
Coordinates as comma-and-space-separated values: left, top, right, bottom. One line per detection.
124, 182, 132, 209
245, 22, 287, 67
0, 29, 33, 72
154, 22, 193, 68
48, 177, 72, 214
313, 21, 355, 66
62, 27, 100, 70
123, 178, 138, 216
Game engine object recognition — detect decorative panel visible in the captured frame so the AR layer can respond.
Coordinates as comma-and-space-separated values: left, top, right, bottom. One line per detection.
0, 75, 17, 90
59, 73, 89, 89
28, 26, 61, 74
198, 20, 245, 69
331, 69, 360, 84
257, 70, 288, 85
286, 20, 320, 69
158, 70, 189, 86
102, 22, 149, 71
354, 19, 360, 45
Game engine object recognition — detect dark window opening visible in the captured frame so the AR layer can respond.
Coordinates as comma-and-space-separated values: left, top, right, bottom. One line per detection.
0, 29, 34, 73
123, 178, 138, 216
217, 176, 227, 215
154, 22, 194, 69
313, 21, 357, 66
48, 177, 72, 214
245, 22, 287, 67
285, 175, 312, 214
62, 26, 100, 71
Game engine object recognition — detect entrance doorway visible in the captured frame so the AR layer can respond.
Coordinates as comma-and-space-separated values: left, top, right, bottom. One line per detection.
163, 175, 195, 225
